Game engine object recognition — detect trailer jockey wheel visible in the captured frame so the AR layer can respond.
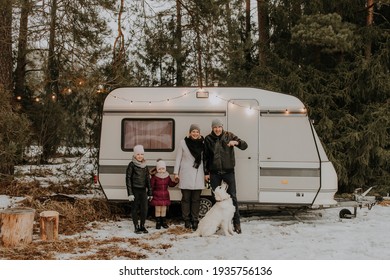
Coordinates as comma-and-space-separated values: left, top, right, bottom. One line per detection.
339, 208, 352, 219
199, 198, 213, 218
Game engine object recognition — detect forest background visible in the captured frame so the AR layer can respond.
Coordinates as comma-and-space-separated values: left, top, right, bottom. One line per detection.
0, 0, 389, 195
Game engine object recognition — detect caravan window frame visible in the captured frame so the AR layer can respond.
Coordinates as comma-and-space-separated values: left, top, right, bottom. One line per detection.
121, 118, 175, 152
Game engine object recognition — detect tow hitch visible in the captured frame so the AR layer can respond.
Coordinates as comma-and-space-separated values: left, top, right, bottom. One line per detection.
338, 186, 380, 219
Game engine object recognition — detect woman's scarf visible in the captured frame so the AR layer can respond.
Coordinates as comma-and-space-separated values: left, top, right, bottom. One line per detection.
184, 136, 204, 169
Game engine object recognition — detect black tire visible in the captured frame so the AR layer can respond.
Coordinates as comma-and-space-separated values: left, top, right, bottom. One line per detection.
199, 197, 213, 218
339, 208, 352, 219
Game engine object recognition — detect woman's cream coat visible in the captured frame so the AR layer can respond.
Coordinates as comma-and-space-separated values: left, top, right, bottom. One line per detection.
174, 139, 205, 190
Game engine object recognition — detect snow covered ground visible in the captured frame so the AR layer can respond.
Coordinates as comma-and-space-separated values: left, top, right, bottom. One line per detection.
46, 203, 390, 260
2, 194, 389, 279
1, 192, 390, 260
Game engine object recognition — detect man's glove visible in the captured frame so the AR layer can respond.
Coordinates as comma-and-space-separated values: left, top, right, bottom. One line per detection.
148, 196, 153, 201
128, 195, 135, 202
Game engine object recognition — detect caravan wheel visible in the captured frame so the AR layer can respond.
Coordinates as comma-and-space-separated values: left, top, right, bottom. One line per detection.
199, 198, 213, 218
339, 208, 352, 219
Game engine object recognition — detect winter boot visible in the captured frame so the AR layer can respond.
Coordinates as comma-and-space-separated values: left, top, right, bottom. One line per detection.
161, 217, 169, 229
156, 217, 162, 229
134, 224, 142, 234
139, 224, 149, 234
184, 220, 191, 229
192, 220, 199, 231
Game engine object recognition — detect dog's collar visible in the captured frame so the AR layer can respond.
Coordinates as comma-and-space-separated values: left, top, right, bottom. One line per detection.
215, 197, 231, 202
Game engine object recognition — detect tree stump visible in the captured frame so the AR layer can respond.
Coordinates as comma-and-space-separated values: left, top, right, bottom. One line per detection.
39, 211, 59, 241
0, 207, 35, 247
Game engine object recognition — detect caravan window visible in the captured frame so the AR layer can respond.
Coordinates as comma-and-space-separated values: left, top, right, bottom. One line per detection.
122, 119, 175, 151
259, 116, 318, 162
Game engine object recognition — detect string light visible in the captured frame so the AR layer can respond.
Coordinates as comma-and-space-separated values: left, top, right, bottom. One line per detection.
109, 88, 308, 115
110, 88, 197, 104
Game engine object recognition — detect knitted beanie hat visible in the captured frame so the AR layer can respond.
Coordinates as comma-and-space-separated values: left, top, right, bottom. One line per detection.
211, 118, 223, 128
189, 123, 200, 132
156, 159, 166, 171
133, 144, 144, 155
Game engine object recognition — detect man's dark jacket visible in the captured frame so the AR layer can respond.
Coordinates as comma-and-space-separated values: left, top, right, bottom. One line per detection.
204, 130, 248, 175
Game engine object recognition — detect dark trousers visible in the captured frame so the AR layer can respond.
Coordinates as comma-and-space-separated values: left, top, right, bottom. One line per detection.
131, 188, 148, 226
210, 171, 240, 225
181, 189, 202, 222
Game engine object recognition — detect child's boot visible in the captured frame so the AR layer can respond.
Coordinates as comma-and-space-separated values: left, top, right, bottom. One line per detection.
156, 217, 162, 229
161, 217, 169, 229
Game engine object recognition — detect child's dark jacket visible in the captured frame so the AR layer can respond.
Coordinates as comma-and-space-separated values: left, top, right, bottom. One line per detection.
126, 162, 152, 196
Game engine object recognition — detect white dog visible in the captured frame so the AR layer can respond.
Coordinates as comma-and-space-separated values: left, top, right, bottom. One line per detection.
194, 182, 235, 237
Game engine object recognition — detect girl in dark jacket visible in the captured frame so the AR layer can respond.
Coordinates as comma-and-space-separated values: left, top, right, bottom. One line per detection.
150, 159, 178, 229
126, 145, 152, 234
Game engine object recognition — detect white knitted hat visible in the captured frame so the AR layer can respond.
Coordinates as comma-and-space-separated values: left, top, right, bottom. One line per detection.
133, 144, 144, 155
156, 160, 166, 171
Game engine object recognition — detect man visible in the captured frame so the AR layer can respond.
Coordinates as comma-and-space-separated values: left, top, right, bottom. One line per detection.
204, 118, 248, 234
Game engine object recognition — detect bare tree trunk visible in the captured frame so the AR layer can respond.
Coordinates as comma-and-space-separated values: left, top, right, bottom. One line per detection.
225, 2, 234, 46
40, 0, 59, 163
244, 0, 252, 69
0, 0, 14, 176
0, 0, 13, 92
175, 0, 184, 86
113, 0, 125, 69
365, 0, 374, 60
257, 0, 269, 66
45, 0, 59, 97
195, 11, 203, 88
14, 0, 31, 99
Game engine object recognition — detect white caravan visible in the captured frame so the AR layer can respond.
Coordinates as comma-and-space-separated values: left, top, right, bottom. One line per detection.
98, 87, 338, 213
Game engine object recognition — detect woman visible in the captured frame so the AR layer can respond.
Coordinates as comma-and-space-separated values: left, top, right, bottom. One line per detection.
174, 124, 205, 230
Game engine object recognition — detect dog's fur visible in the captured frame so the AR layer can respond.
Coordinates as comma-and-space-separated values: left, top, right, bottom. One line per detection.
193, 183, 235, 237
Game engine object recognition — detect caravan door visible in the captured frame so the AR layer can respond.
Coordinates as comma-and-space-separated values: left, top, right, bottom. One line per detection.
227, 99, 259, 202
